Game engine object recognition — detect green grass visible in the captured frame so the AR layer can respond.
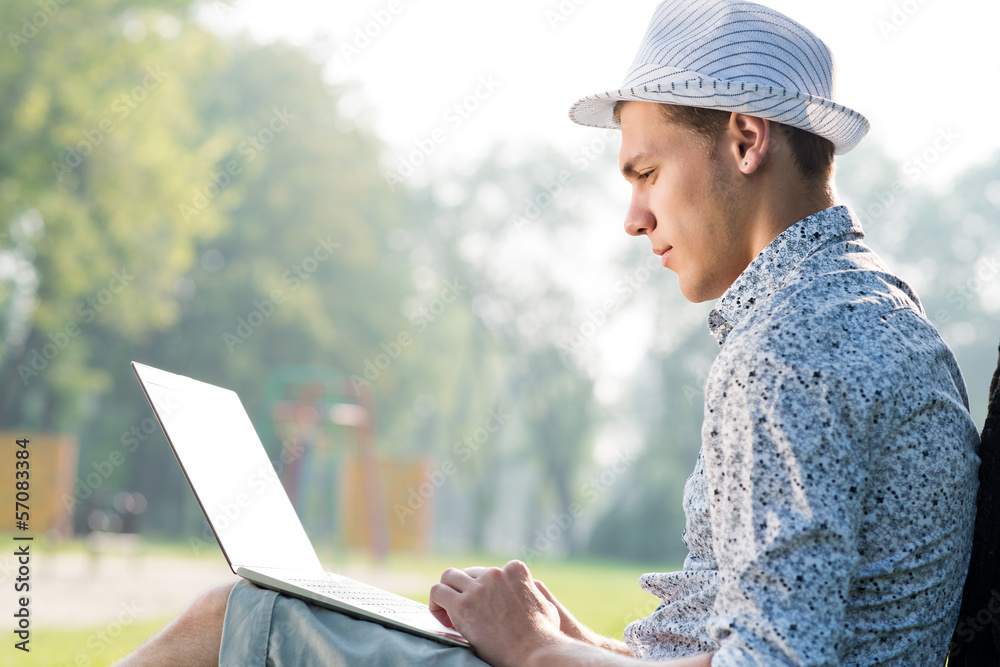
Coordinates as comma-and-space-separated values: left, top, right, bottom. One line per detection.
1, 617, 173, 667
3, 545, 673, 665
522, 559, 667, 638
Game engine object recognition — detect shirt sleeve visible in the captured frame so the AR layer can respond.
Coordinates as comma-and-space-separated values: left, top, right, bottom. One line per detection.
702, 340, 873, 666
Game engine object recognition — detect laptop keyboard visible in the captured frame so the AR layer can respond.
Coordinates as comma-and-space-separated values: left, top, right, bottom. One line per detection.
288, 575, 430, 615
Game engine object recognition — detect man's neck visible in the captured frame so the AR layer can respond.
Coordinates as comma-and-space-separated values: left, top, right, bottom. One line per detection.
746, 178, 836, 260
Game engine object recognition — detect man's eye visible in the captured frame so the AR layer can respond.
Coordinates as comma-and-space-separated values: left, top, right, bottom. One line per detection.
637, 170, 653, 181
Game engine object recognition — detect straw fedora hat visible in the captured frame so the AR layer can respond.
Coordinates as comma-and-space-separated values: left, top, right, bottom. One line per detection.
569, 0, 869, 154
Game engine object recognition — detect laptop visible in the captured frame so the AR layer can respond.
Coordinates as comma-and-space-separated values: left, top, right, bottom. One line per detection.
131, 361, 470, 648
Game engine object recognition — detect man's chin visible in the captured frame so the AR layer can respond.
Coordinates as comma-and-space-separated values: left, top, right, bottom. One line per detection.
677, 276, 727, 304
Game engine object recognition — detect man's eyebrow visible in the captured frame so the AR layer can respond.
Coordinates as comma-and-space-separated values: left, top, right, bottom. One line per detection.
620, 152, 652, 179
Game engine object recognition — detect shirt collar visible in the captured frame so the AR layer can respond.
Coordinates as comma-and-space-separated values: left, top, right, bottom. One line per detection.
707, 205, 864, 347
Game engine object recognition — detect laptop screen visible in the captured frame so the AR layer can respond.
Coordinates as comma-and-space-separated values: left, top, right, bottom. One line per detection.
133, 362, 322, 573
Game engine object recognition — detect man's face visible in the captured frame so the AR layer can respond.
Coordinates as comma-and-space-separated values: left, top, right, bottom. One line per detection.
618, 101, 750, 303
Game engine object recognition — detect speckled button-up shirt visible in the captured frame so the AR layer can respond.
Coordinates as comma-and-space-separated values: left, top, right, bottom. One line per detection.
623, 206, 981, 666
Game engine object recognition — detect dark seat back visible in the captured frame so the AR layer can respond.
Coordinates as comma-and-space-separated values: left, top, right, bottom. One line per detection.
948, 338, 1000, 665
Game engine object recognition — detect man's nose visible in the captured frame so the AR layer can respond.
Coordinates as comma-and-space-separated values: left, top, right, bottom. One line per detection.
624, 192, 655, 237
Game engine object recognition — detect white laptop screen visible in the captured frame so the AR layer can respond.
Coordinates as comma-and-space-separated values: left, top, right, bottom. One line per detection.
133, 362, 322, 573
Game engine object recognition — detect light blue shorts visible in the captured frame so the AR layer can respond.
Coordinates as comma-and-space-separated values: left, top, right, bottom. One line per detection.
219, 579, 490, 666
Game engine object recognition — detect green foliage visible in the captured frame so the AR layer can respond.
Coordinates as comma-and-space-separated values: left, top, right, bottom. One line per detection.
0, 0, 227, 428
587, 291, 716, 564
77, 33, 424, 536
398, 144, 607, 553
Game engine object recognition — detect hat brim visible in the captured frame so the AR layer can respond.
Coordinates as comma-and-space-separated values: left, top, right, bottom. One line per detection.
569, 65, 869, 155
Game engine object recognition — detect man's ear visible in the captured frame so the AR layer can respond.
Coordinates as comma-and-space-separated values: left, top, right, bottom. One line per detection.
726, 113, 771, 174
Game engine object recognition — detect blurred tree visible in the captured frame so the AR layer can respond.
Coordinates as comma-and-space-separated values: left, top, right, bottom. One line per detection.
587, 251, 715, 564
406, 144, 605, 554
0, 2, 437, 535
516, 346, 595, 555
79, 34, 426, 533
0, 0, 227, 430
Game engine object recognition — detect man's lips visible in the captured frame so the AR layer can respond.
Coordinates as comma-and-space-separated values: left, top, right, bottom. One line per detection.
654, 246, 673, 267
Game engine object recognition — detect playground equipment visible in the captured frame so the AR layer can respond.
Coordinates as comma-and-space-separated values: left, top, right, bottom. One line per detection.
260, 365, 431, 561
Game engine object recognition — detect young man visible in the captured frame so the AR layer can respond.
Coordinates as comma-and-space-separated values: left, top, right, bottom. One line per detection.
120, 1, 979, 665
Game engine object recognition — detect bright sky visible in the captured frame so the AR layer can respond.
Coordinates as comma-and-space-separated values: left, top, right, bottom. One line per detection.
201, 0, 1000, 189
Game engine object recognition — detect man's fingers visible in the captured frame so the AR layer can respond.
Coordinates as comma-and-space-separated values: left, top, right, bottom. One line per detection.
439, 565, 496, 586
459, 566, 490, 578
430, 609, 453, 628
428, 583, 458, 628
534, 579, 567, 613
431, 565, 493, 628
429, 604, 455, 629
534, 579, 557, 605
502, 559, 532, 582
439, 567, 478, 590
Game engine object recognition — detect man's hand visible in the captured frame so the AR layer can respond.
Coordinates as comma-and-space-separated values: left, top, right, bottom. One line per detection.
430, 561, 713, 667
428, 560, 570, 667
533, 578, 587, 640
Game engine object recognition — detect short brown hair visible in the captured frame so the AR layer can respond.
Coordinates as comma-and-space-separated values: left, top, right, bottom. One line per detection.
613, 101, 834, 182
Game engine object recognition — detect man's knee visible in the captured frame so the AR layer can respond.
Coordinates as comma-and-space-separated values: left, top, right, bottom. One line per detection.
180, 580, 238, 628
115, 580, 239, 666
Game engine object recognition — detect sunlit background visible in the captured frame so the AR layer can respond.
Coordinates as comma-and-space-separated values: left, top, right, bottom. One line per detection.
0, 0, 998, 663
